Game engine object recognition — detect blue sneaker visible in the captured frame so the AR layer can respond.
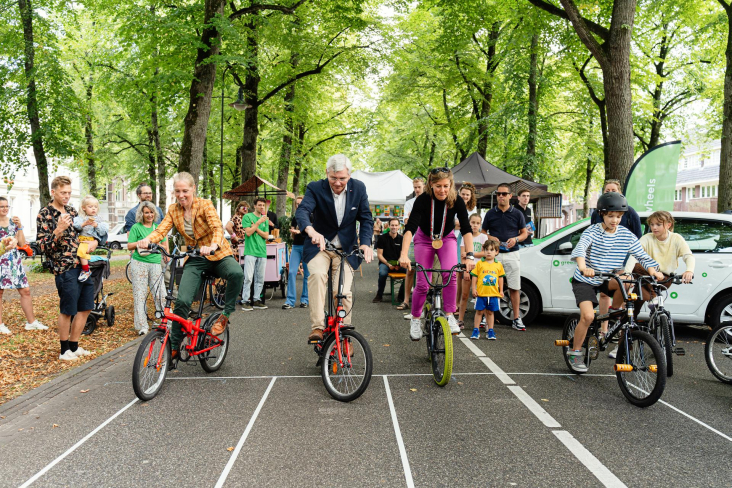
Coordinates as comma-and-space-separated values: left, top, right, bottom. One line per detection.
487, 329, 497, 340
470, 328, 480, 340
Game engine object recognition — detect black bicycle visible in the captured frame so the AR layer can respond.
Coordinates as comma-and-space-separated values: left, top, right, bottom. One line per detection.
705, 320, 732, 384
412, 262, 466, 386
557, 271, 667, 407
311, 242, 373, 402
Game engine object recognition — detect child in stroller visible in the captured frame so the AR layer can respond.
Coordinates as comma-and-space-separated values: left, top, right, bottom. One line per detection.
81, 246, 116, 335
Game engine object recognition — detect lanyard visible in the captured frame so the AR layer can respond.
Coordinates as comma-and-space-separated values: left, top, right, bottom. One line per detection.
430, 198, 447, 240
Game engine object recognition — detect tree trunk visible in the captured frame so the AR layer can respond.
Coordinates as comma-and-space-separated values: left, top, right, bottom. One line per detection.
177, 0, 224, 185
476, 22, 500, 158
18, 0, 51, 206
147, 130, 157, 196
276, 53, 298, 217
719, 2, 732, 213
524, 33, 539, 181
290, 123, 305, 215
239, 14, 260, 185
84, 82, 97, 197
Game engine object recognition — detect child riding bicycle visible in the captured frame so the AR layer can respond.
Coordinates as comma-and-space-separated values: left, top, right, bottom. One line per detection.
470, 240, 504, 340
567, 192, 662, 372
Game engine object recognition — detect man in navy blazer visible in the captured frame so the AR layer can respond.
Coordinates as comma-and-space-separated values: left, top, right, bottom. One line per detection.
296, 154, 374, 343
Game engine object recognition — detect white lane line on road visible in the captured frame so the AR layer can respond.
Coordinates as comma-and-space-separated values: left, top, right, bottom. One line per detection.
507, 386, 562, 428
478, 357, 515, 384
658, 399, 732, 442
215, 377, 276, 488
20, 398, 139, 488
168, 375, 321, 380
552, 431, 627, 488
459, 336, 486, 357
383, 376, 415, 488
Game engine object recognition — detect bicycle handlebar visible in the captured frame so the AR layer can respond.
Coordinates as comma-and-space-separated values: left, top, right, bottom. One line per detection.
324, 240, 364, 259
147, 243, 213, 259
411, 261, 467, 289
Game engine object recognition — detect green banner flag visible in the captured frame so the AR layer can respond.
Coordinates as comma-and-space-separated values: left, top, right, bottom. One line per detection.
624, 141, 681, 212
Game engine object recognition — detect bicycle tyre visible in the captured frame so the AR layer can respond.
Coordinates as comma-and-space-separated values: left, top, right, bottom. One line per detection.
615, 330, 666, 407
125, 261, 132, 284
431, 316, 453, 386
704, 322, 732, 384
132, 330, 171, 401
656, 314, 674, 377
199, 312, 229, 373
561, 314, 590, 374
321, 329, 373, 402
211, 278, 226, 310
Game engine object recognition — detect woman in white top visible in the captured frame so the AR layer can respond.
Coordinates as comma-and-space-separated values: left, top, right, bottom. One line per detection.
455, 183, 478, 327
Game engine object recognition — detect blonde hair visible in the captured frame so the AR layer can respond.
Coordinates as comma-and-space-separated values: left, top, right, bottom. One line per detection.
647, 210, 675, 232
603, 179, 623, 193
426, 169, 457, 208
78, 195, 99, 217
136, 201, 160, 223
51, 175, 72, 190
173, 172, 196, 188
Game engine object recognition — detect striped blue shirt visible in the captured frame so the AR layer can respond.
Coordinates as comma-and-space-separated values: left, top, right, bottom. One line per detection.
571, 223, 658, 286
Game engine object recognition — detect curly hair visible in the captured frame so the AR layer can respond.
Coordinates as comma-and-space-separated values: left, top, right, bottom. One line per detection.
459, 182, 477, 212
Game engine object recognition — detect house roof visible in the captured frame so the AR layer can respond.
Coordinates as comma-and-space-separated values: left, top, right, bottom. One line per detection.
676, 164, 720, 185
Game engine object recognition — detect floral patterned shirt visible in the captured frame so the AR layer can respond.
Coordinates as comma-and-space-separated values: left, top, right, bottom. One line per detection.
230, 214, 246, 242
36, 204, 82, 275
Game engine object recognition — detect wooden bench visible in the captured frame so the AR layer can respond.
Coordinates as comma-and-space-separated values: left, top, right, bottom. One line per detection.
387, 272, 407, 305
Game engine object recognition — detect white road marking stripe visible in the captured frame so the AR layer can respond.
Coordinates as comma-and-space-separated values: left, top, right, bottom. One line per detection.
552, 431, 627, 488
478, 357, 515, 384
658, 399, 732, 442
507, 386, 561, 428
20, 398, 139, 487
459, 337, 486, 357
168, 375, 321, 380
215, 377, 276, 488
383, 376, 415, 488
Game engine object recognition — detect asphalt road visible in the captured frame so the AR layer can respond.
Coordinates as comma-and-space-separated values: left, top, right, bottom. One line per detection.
1, 262, 730, 487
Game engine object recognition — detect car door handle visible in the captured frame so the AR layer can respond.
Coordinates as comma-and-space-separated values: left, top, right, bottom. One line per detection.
709, 262, 732, 268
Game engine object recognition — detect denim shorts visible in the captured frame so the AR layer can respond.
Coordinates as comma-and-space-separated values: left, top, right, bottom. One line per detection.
475, 296, 500, 311
55, 266, 95, 316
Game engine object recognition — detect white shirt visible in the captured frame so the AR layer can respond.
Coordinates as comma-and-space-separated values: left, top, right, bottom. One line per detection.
331, 187, 347, 248
404, 196, 417, 221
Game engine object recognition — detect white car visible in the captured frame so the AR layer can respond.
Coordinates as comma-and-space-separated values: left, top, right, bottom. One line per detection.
106, 222, 128, 250
503, 211, 732, 328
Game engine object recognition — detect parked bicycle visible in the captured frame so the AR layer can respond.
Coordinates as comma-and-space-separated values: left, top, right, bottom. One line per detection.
131, 245, 230, 401
705, 320, 732, 384
557, 271, 667, 407
311, 242, 373, 402
412, 261, 466, 386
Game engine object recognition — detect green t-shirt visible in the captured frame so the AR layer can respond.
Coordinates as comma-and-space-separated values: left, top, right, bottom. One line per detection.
129, 223, 166, 264
241, 212, 269, 258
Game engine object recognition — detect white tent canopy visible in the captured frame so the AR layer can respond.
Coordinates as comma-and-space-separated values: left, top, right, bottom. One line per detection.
351, 169, 413, 205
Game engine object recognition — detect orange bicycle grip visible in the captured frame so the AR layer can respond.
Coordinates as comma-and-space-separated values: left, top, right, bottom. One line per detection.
555, 340, 570, 346
614, 364, 633, 372
648, 364, 658, 373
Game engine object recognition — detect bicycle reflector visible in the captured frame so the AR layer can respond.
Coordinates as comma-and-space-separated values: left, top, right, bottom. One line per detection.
555, 340, 570, 346
614, 364, 633, 372
338, 310, 347, 318
648, 365, 658, 373
629, 293, 638, 300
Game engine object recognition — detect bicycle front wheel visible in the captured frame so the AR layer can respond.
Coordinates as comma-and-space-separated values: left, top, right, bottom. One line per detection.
655, 313, 674, 377
199, 312, 229, 373
705, 322, 732, 384
321, 329, 373, 402
430, 316, 453, 386
132, 330, 171, 401
616, 330, 666, 407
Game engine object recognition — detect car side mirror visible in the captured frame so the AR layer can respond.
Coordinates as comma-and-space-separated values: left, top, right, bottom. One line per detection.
557, 242, 573, 255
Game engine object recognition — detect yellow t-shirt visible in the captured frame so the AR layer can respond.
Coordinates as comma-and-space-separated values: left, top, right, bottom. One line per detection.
470, 259, 505, 297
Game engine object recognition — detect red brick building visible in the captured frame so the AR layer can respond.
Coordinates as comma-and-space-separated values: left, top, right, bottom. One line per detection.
674, 140, 720, 213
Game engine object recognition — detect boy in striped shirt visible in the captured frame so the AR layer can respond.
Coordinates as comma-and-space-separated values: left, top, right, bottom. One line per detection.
567, 192, 662, 372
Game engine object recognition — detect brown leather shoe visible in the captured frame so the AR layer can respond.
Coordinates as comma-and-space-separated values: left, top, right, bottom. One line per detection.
211, 315, 229, 336
308, 329, 324, 343
372, 295, 382, 303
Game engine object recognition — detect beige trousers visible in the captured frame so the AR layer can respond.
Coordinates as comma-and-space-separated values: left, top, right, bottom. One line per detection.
307, 250, 355, 331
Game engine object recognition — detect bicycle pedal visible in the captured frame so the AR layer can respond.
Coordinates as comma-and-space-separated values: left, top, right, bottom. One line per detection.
674, 347, 686, 356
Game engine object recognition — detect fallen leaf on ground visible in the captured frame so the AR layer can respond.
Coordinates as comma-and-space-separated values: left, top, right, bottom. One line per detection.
541, 399, 549, 402
52, 424, 59, 428
383, 344, 390, 347
227, 447, 234, 452
410, 388, 417, 392
80, 389, 90, 393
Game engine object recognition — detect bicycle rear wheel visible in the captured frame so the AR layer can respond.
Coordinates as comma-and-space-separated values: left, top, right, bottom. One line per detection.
321, 329, 373, 402
430, 316, 453, 386
615, 330, 666, 407
132, 330, 171, 401
655, 313, 674, 377
211, 278, 227, 310
199, 312, 229, 373
561, 314, 591, 374
705, 322, 732, 384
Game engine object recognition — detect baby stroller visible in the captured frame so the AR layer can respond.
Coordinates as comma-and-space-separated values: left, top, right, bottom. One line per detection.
82, 247, 116, 335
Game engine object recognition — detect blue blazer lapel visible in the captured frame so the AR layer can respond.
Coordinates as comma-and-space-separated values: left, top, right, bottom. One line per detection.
343, 179, 355, 228
322, 179, 338, 225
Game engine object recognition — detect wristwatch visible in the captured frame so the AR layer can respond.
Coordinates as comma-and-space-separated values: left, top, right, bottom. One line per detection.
465, 252, 475, 260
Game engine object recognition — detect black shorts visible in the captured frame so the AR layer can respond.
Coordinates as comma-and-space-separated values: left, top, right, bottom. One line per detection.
571, 279, 611, 307
55, 266, 95, 316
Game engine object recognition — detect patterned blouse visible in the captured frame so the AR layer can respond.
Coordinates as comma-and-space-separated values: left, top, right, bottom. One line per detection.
36, 204, 82, 275
230, 214, 247, 241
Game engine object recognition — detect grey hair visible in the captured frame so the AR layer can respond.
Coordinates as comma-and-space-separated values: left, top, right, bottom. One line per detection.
136, 201, 160, 223
326, 154, 352, 174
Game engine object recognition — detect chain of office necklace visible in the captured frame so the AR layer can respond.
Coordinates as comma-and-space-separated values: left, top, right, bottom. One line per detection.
430, 197, 447, 250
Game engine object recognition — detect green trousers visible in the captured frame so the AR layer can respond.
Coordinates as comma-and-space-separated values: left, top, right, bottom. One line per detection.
171, 255, 244, 349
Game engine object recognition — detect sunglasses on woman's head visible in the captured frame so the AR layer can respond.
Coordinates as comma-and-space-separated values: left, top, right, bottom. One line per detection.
430, 167, 450, 175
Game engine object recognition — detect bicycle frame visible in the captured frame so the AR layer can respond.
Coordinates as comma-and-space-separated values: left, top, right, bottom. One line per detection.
413, 262, 465, 348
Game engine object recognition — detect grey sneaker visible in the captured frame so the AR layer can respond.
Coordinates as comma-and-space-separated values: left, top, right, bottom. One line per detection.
566, 349, 588, 372
242, 302, 253, 311
512, 318, 526, 330
282, 304, 294, 309
299, 303, 309, 308
410, 318, 422, 341
252, 300, 268, 310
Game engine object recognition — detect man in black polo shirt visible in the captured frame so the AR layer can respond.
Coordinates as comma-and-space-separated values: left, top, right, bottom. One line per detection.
373, 217, 406, 302
517, 189, 534, 248
481, 183, 529, 330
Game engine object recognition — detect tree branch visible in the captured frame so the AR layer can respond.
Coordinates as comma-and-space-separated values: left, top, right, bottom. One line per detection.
229, 0, 308, 21
303, 131, 362, 156
527, 0, 610, 40
558, 0, 608, 69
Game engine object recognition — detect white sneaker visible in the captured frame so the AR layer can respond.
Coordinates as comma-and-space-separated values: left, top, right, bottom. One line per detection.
138, 328, 148, 336
73, 346, 92, 357
25, 320, 49, 330
59, 350, 79, 361
410, 318, 422, 341
404, 313, 413, 320
447, 315, 460, 334
608, 346, 618, 359
512, 318, 526, 330
0, 323, 11, 335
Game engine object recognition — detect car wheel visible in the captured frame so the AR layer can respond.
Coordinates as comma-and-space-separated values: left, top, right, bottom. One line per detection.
708, 293, 732, 329
110, 242, 121, 250
496, 282, 540, 326
18, 249, 28, 258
